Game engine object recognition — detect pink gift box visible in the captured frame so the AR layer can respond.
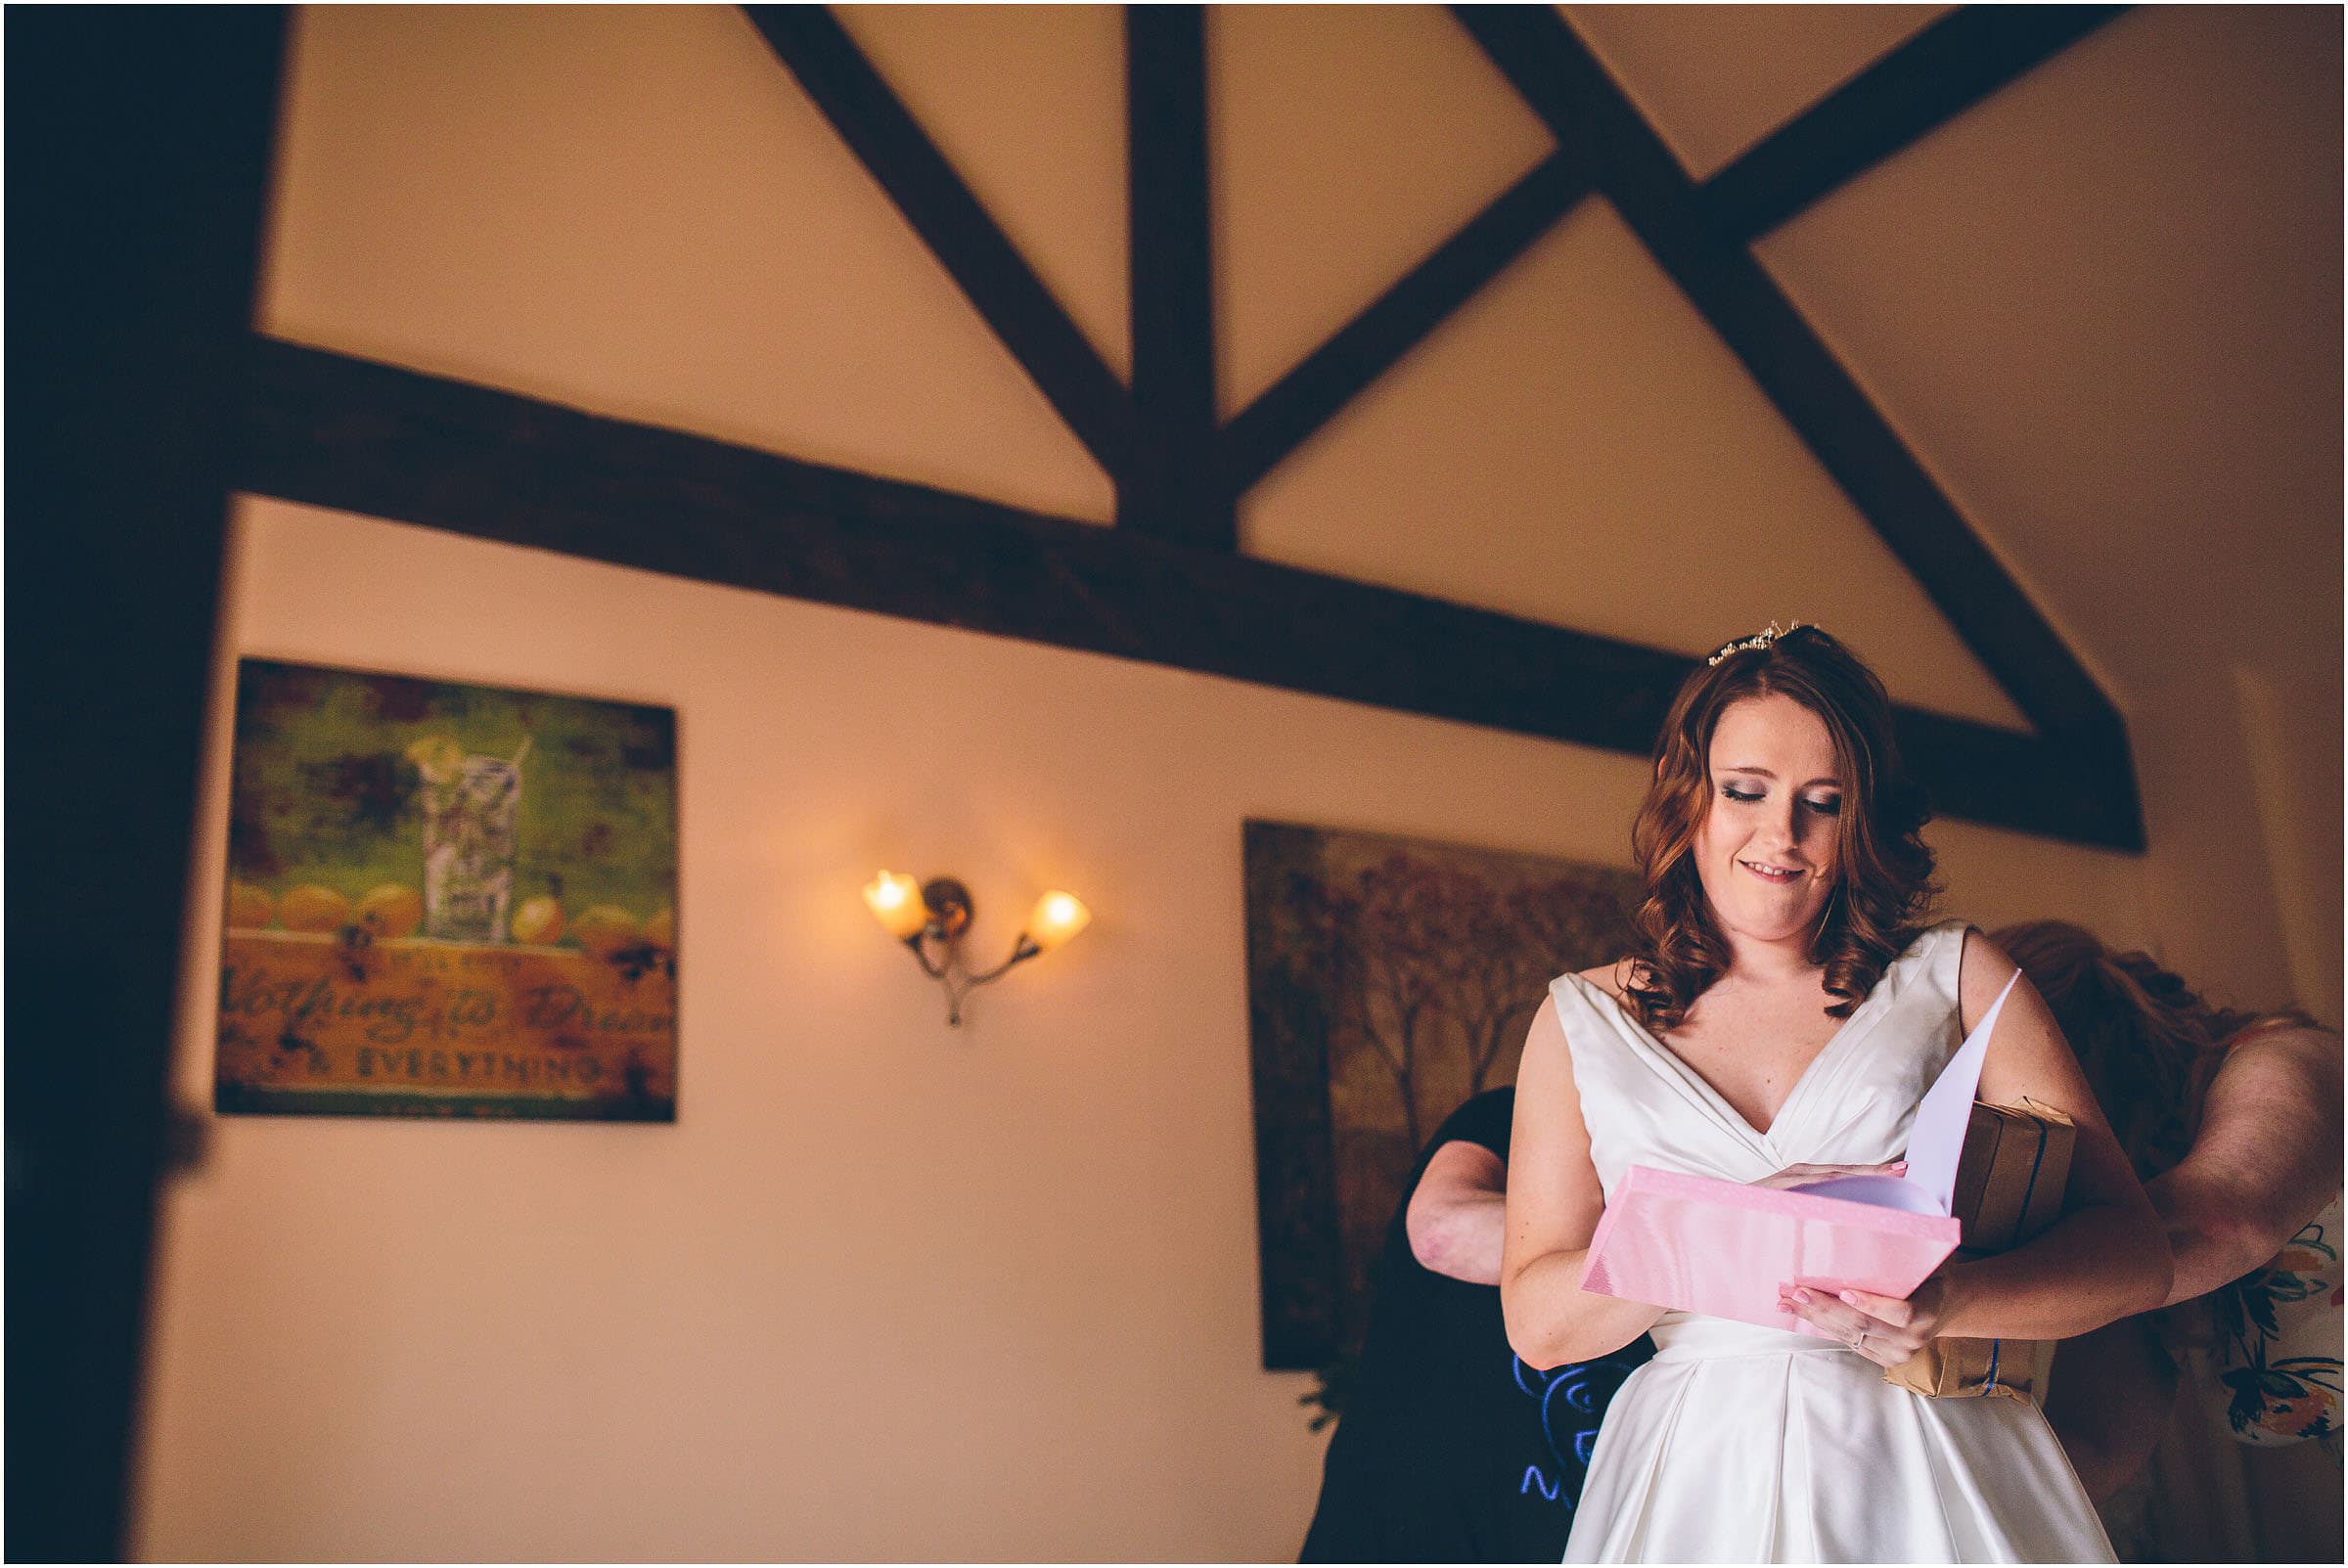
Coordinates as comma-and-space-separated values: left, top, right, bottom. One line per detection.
1581, 1165, 1962, 1336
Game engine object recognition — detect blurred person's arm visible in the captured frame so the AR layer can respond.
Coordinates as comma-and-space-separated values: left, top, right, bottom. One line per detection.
2042, 1315, 2181, 1504
1406, 1141, 1507, 1285
2151, 1024, 2342, 1304
2039, 1023, 2339, 1501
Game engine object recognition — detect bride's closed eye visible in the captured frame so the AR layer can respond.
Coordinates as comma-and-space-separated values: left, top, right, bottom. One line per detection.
1719, 784, 1840, 816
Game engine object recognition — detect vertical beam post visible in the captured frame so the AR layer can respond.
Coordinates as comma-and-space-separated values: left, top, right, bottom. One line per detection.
1125, 5, 1230, 548
4, 8, 287, 1557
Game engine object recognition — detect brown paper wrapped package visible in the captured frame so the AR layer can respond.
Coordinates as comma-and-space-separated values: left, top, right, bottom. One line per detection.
1884, 1099, 2077, 1399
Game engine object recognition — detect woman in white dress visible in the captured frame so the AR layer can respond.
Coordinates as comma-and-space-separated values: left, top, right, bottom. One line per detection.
1505, 622, 2170, 1562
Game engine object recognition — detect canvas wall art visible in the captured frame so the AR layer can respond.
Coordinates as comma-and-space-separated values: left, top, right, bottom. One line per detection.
215, 659, 678, 1121
1242, 818, 1642, 1372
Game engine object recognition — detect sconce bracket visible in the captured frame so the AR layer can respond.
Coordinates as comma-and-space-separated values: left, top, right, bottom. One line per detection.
920, 877, 972, 939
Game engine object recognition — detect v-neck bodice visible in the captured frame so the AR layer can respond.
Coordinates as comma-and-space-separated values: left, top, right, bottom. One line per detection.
1550, 918, 1971, 1187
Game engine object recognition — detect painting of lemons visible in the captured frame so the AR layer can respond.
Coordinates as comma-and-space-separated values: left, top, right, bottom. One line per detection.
216, 659, 678, 1121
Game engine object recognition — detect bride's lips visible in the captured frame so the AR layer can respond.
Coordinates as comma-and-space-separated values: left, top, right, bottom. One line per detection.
1740, 859, 1806, 885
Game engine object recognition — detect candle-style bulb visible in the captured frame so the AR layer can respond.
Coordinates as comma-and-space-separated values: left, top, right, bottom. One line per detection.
1024, 890, 1091, 954
862, 870, 929, 939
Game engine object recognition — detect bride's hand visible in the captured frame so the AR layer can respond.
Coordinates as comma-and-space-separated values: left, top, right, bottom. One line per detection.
1779, 1273, 1958, 1368
1750, 1159, 1906, 1190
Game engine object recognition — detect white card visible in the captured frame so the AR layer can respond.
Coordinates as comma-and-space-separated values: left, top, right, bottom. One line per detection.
1789, 969, 2021, 1217
1902, 970, 2020, 1214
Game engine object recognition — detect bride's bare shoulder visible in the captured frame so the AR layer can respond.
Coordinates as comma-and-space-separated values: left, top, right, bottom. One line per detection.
1572, 959, 1634, 1004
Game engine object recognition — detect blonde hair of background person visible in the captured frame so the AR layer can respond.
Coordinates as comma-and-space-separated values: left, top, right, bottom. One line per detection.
1504, 622, 2168, 1562
1999, 920, 2342, 1502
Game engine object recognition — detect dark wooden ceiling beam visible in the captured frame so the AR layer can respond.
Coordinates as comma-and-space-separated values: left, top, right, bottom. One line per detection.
1703, 6, 2128, 243
1125, 6, 1228, 548
1219, 152, 1593, 497
742, 5, 1135, 485
236, 338, 2145, 850
1450, 4, 2133, 777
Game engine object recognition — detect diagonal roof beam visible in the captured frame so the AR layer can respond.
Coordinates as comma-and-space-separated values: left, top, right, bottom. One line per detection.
1452, 4, 2130, 761
1213, 6, 2126, 522
1219, 151, 1593, 497
742, 5, 1135, 486
1704, 5, 2128, 243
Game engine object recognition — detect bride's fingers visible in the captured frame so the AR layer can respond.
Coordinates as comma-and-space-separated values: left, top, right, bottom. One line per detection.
1860, 1337, 1908, 1368
1780, 1288, 1870, 1340
1757, 1159, 1908, 1189
1834, 1286, 1915, 1328
1782, 1288, 1924, 1357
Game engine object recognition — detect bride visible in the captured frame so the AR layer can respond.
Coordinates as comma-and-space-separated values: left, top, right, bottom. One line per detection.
1505, 622, 2168, 1562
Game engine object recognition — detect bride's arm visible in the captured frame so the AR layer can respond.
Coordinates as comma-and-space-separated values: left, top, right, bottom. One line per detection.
1791, 928, 2172, 1352
1501, 992, 1666, 1369
1937, 926, 2173, 1337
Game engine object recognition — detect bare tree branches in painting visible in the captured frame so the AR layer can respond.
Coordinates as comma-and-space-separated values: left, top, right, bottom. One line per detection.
1244, 821, 1642, 1372
1311, 853, 1457, 1151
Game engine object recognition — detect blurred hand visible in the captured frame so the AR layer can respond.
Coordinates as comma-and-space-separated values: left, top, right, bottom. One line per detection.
1751, 1160, 1906, 1190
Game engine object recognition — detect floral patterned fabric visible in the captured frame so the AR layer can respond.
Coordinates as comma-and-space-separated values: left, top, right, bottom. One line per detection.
2206, 1193, 2343, 1446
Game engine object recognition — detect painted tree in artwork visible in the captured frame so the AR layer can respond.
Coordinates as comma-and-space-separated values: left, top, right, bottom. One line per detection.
1429, 874, 1552, 1098
1468, 874, 1645, 1085
1513, 874, 1644, 989
1314, 852, 1648, 1146
1416, 868, 1641, 1098
1315, 851, 1460, 1150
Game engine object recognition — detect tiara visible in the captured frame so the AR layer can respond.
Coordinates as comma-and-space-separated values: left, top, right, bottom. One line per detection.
1707, 619, 1816, 667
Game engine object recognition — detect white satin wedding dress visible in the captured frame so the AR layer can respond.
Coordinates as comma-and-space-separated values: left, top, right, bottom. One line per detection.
1548, 918, 2114, 1563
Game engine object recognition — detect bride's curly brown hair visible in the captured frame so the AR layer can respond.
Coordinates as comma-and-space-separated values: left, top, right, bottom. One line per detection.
1620, 625, 1941, 1033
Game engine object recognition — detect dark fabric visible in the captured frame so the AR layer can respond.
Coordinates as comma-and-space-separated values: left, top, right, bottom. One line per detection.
1299, 1088, 1653, 1563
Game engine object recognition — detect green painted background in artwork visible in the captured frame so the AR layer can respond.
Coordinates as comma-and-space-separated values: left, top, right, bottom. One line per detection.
227, 659, 676, 926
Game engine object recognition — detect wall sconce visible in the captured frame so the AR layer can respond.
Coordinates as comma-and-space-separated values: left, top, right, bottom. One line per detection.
863, 871, 1090, 1026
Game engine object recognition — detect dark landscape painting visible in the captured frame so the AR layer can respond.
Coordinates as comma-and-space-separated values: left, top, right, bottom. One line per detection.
1243, 819, 1641, 1376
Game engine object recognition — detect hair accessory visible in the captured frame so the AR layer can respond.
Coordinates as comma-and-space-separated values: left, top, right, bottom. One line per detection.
1707, 619, 1817, 667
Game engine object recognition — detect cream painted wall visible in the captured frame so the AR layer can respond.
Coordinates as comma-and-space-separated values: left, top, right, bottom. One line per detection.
1208, 3, 1553, 417
261, 4, 1112, 523
1241, 195, 2033, 733
1738, 3, 2343, 1024
135, 5, 2333, 1560
138, 500, 2146, 1562
840, 4, 1132, 381
1566, 4, 1951, 181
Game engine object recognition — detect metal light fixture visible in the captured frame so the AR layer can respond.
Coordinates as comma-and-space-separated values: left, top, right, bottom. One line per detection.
862, 871, 1090, 1026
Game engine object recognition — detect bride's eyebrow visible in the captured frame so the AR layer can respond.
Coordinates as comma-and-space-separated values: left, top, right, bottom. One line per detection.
1720, 766, 1842, 788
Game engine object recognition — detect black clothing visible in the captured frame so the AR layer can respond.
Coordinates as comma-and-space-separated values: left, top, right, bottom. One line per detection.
1299, 1089, 1653, 1563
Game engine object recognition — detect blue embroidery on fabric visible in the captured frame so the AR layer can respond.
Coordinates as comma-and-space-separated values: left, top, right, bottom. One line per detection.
1511, 1346, 1649, 1511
